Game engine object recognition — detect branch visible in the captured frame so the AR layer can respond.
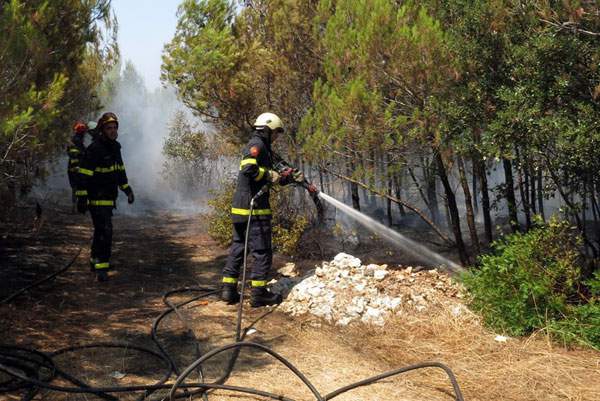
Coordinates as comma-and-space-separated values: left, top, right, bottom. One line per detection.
321, 166, 454, 245
541, 154, 599, 256
540, 18, 600, 37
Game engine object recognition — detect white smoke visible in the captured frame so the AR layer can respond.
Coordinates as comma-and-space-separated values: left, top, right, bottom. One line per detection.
36, 62, 232, 215
100, 62, 219, 215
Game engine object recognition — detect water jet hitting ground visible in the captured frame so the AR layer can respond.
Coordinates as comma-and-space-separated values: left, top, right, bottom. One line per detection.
318, 192, 463, 273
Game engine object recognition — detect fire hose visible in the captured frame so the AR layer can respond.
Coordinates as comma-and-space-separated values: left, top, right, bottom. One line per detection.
0, 186, 465, 400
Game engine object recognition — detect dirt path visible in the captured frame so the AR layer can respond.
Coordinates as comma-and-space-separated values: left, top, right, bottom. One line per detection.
1, 204, 599, 401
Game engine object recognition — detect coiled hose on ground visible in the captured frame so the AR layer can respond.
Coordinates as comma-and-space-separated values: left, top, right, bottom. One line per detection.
0, 201, 466, 401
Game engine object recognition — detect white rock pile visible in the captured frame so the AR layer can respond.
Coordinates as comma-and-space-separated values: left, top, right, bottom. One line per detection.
273, 253, 463, 327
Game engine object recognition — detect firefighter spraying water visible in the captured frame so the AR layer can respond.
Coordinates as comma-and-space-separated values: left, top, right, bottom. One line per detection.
220, 112, 323, 307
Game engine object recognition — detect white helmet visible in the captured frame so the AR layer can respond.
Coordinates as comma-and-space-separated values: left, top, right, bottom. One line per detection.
87, 121, 98, 130
253, 112, 283, 131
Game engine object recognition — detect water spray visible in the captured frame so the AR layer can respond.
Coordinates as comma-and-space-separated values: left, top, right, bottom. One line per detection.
317, 192, 463, 273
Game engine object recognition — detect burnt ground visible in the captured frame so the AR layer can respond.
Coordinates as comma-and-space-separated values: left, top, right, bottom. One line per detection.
1, 200, 599, 401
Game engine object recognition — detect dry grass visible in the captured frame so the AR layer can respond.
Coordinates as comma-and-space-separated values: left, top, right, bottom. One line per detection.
4, 207, 599, 401
345, 301, 600, 401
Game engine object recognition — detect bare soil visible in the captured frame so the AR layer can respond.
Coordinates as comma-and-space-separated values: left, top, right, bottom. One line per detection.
1, 201, 599, 401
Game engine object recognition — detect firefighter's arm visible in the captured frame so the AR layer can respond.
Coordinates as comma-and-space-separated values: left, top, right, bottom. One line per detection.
67, 146, 80, 170
75, 149, 95, 213
67, 146, 81, 159
240, 157, 280, 183
76, 149, 95, 198
239, 143, 272, 182
116, 152, 134, 203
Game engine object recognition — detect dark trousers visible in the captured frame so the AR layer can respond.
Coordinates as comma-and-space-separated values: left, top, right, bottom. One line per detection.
68, 171, 77, 204
223, 220, 272, 282
90, 206, 113, 270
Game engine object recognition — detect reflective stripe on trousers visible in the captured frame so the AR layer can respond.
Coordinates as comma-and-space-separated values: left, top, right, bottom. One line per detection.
231, 207, 271, 216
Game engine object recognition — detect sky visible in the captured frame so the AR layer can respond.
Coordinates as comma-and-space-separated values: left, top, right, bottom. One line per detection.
111, 0, 181, 90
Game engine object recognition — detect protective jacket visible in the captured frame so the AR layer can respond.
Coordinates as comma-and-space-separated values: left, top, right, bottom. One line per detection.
67, 134, 85, 188
76, 137, 132, 207
231, 130, 277, 223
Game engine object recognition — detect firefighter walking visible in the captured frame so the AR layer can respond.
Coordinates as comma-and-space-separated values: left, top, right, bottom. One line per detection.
221, 112, 296, 307
67, 122, 87, 212
76, 112, 134, 282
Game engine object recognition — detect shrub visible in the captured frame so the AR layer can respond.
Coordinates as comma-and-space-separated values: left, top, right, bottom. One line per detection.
206, 181, 310, 255
462, 217, 599, 348
206, 180, 236, 246
273, 215, 308, 255
547, 302, 600, 348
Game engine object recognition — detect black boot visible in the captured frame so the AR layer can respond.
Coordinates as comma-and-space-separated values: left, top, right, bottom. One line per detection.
250, 287, 282, 308
221, 284, 240, 305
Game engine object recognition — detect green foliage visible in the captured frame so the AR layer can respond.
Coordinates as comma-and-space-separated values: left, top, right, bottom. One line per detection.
463, 217, 600, 348
301, 0, 454, 163
162, 110, 237, 195
547, 303, 600, 349
165, 0, 600, 264
272, 216, 308, 256
0, 0, 116, 209
162, 0, 321, 145
162, 0, 244, 136
207, 180, 236, 246
271, 191, 310, 256
163, 111, 207, 162
206, 182, 310, 255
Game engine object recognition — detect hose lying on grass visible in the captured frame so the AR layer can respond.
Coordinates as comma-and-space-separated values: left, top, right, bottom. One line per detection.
1, 284, 465, 401
1, 206, 465, 401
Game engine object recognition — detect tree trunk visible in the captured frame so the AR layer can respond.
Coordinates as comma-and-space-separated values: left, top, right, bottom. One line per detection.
425, 157, 440, 224
471, 129, 492, 242
457, 156, 481, 254
523, 155, 532, 229
582, 180, 588, 255
475, 158, 493, 244
591, 182, 600, 224
364, 154, 377, 209
442, 195, 451, 231
503, 158, 520, 232
393, 172, 407, 217
347, 163, 360, 211
544, 156, 598, 258
537, 168, 545, 221
386, 154, 393, 226
472, 159, 479, 215
324, 167, 453, 245
435, 151, 469, 265
408, 165, 431, 211
351, 183, 360, 211
530, 162, 537, 215
515, 148, 531, 230
591, 184, 599, 224
387, 188, 393, 226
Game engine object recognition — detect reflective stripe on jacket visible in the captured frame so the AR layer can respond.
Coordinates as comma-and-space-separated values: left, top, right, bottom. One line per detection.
67, 135, 85, 173
76, 137, 132, 207
231, 131, 273, 223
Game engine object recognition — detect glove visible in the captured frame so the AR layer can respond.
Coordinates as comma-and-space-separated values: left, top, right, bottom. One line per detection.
280, 167, 293, 178
292, 170, 305, 183
76, 197, 88, 214
307, 183, 318, 194
127, 190, 135, 204
268, 170, 281, 184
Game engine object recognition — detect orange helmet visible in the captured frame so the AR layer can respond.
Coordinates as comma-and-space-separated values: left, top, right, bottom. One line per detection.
97, 112, 119, 129
72, 121, 88, 134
